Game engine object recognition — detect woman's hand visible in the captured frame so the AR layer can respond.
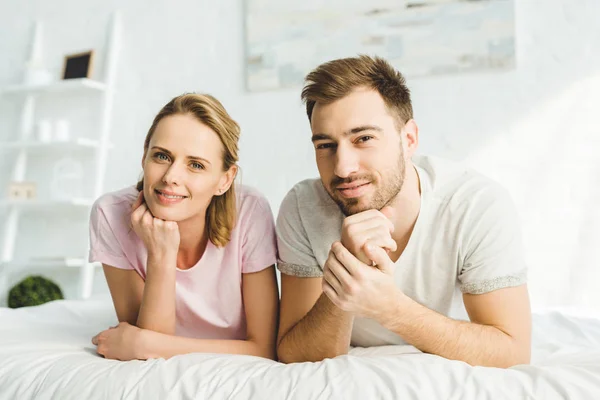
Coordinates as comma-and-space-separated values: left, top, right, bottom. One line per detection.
92, 322, 145, 361
131, 192, 180, 259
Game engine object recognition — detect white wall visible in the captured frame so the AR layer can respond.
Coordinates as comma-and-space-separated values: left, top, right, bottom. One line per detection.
0, 0, 599, 310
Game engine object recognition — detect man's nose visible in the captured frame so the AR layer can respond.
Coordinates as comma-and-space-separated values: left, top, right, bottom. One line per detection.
333, 144, 360, 178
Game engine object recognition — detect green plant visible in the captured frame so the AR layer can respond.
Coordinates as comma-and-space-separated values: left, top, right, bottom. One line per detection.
8, 275, 64, 308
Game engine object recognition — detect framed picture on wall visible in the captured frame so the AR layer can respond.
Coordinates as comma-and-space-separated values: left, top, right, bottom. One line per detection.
62, 50, 95, 80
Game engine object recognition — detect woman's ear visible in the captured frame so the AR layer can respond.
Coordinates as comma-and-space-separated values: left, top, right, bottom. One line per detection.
215, 165, 238, 196
141, 150, 147, 168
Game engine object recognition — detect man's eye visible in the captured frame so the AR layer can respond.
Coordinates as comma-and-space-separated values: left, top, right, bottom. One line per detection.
316, 143, 335, 150
357, 136, 373, 143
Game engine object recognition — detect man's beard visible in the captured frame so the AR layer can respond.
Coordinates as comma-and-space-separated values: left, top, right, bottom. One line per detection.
328, 154, 406, 216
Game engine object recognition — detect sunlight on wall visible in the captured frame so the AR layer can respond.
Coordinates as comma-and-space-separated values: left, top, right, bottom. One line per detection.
465, 73, 600, 311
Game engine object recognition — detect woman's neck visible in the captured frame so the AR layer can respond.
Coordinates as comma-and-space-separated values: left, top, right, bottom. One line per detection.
176, 213, 209, 270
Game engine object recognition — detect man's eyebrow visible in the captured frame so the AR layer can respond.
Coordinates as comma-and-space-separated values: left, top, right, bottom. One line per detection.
348, 125, 383, 135
311, 133, 333, 142
311, 125, 383, 142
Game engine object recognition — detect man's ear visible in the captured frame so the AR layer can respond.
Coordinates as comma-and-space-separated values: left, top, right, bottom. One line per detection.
402, 119, 419, 158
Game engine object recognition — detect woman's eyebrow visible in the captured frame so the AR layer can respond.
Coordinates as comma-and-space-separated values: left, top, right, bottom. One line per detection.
151, 146, 212, 165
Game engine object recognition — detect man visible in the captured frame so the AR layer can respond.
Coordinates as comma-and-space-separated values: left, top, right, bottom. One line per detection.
275, 55, 531, 367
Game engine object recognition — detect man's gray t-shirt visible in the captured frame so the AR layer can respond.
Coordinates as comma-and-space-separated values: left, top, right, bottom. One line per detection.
276, 155, 527, 347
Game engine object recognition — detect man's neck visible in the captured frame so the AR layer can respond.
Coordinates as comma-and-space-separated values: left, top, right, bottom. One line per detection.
387, 163, 422, 262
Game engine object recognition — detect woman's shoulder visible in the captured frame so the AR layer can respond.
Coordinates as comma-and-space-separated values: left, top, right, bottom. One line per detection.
235, 184, 273, 219
91, 186, 138, 228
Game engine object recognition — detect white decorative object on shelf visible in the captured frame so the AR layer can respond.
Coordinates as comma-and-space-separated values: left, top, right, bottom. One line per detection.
54, 119, 70, 141
50, 158, 84, 201
23, 65, 53, 86
21, 22, 54, 86
36, 119, 53, 142
0, 12, 121, 305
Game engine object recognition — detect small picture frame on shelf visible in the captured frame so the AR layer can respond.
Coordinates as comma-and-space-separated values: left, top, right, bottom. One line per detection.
7, 182, 37, 200
62, 50, 95, 80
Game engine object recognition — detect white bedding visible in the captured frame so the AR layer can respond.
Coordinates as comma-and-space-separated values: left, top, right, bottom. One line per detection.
1, 299, 599, 400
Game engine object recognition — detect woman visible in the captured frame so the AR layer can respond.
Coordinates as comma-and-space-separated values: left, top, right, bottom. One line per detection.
89, 93, 279, 361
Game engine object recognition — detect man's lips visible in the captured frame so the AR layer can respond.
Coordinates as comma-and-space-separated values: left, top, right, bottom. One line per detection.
335, 181, 370, 190
335, 182, 371, 199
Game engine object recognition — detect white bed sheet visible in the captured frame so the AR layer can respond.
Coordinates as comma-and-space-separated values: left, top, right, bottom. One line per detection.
1, 299, 599, 400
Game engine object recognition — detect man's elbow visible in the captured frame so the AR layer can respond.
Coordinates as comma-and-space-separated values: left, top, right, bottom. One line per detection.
276, 340, 307, 364
488, 344, 530, 368
506, 347, 531, 367
277, 339, 347, 364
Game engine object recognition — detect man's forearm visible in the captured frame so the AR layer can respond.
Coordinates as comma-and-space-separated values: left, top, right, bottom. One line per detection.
381, 293, 530, 367
136, 253, 177, 334
278, 293, 353, 363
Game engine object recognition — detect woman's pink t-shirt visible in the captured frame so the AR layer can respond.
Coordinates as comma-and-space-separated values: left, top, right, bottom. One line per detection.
88, 185, 277, 339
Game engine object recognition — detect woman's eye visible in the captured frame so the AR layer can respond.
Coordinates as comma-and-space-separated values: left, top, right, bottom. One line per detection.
191, 162, 204, 170
155, 152, 170, 161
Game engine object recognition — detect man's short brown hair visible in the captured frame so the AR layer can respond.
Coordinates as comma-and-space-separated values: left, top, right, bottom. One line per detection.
301, 55, 413, 127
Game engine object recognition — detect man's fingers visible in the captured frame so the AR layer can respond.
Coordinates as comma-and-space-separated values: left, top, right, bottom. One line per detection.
344, 210, 394, 233
343, 209, 382, 224
331, 242, 363, 275
325, 250, 353, 288
361, 227, 397, 252
363, 242, 394, 275
323, 266, 343, 296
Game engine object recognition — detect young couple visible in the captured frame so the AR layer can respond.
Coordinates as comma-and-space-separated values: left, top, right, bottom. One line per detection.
90, 56, 531, 368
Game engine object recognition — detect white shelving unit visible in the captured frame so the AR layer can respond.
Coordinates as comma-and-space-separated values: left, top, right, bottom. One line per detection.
0, 12, 121, 304
1, 77, 108, 95
0, 138, 106, 151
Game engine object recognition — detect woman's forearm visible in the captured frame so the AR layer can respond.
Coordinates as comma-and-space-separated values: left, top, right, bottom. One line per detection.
136, 252, 177, 334
138, 329, 276, 360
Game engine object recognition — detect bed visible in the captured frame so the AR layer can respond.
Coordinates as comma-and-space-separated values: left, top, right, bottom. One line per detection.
1, 299, 599, 399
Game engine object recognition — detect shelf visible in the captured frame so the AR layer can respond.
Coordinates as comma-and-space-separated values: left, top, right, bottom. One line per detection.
0, 138, 107, 151
1, 78, 107, 95
0, 257, 101, 269
0, 198, 95, 210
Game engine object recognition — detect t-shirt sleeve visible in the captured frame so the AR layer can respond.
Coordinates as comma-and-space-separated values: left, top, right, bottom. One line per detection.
88, 199, 133, 270
458, 184, 527, 294
241, 195, 278, 274
276, 187, 322, 277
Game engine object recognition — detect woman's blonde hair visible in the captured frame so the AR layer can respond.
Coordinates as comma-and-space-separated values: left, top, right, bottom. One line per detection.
137, 93, 240, 247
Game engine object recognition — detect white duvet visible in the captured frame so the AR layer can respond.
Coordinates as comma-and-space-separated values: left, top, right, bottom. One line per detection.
1, 299, 599, 400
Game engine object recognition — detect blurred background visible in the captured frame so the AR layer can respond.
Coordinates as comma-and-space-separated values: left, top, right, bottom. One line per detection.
0, 0, 598, 311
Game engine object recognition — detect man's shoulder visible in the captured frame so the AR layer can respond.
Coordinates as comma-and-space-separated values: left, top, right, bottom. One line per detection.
415, 155, 510, 211
282, 178, 339, 211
